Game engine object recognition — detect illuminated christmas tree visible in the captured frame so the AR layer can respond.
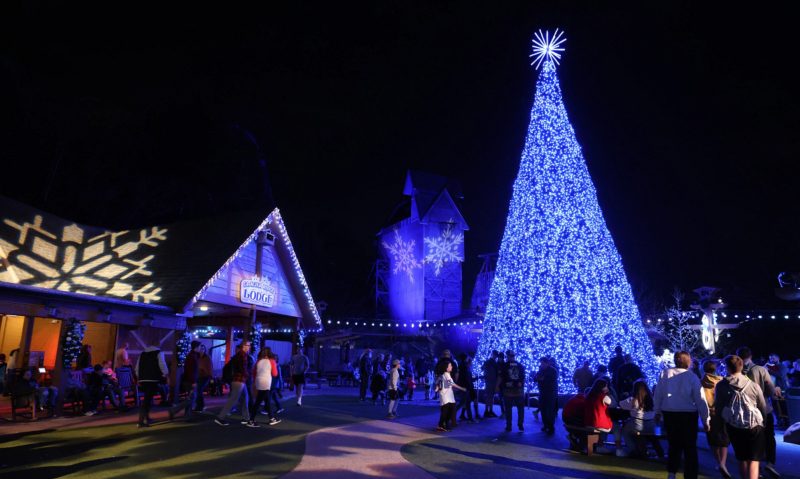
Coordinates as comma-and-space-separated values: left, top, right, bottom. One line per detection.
475, 30, 659, 392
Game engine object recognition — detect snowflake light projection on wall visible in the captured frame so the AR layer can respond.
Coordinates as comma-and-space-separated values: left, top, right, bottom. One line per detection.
382, 229, 421, 283
0, 215, 167, 303
423, 221, 464, 276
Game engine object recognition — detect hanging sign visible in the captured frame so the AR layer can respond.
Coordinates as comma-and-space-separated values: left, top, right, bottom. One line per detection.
240, 277, 277, 308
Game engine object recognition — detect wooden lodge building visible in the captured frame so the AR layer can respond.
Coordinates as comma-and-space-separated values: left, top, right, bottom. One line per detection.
0, 195, 321, 396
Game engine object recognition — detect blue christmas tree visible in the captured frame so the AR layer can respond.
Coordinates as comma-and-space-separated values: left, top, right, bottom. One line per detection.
475, 31, 659, 392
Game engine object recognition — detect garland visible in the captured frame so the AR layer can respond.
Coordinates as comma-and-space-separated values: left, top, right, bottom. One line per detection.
175, 331, 193, 368
249, 322, 262, 354
62, 319, 86, 369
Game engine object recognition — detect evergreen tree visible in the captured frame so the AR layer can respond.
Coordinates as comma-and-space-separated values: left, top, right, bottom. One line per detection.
476, 32, 659, 392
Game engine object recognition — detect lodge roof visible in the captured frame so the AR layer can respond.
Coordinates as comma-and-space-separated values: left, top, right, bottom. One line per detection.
0, 196, 320, 328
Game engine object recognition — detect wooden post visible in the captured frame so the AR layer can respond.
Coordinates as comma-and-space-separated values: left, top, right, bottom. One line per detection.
51, 319, 68, 415
224, 326, 233, 363
18, 315, 35, 368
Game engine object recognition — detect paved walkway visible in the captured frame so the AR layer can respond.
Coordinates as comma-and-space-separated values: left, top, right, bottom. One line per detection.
283, 417, 437, 479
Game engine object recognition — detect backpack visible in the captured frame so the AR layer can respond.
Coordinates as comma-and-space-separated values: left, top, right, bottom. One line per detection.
722, 378, 763, 429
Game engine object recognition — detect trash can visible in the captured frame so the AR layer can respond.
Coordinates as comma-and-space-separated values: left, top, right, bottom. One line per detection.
787, 387, 800, 427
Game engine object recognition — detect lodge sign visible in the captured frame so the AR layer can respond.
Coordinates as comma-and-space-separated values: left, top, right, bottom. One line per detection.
240, 277, 277, 308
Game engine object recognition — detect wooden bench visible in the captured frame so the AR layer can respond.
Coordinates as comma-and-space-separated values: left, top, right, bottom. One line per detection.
564, 424, 603, 455
10, 391, 37, 421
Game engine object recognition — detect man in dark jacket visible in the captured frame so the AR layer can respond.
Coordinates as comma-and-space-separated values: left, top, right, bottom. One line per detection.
497, 350, 526, 432
215, 341, 253, 426
135, 345, 168, 428
535, 356, 558, 434
169, 341, 201, 421
358, 349, 373, 401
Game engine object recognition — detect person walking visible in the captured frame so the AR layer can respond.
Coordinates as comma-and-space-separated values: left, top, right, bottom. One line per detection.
290, 349, 309, 406
715, 355, 768, 479
194, 343, 212, 411
215, 340, 253, 427
169, 341, 201, 421
535, 356, 559, 434
135, 344, 168, 428
701, 359, 731, 478
737, 346, 780, 478
387, 359, 401, 418
497, 350, 526, 432
248, 349, 281, 427
654, 351, 710, 479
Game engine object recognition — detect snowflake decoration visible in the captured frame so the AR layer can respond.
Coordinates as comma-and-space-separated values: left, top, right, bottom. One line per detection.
382, 229, 421, 283
0, 215, 167, 303
529, 28, 566, 70
423, 222, 464, 276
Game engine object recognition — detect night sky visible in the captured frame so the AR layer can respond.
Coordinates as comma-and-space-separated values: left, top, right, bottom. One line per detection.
2, 3, 799, 314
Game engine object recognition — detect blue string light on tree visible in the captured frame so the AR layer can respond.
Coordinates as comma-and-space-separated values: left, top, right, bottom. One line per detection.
475, 29, 660, 393
175, 331, 193, 368
62, 318, 86, 370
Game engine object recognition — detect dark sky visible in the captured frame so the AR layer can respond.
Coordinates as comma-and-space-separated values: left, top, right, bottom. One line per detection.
2, 2, 799, 314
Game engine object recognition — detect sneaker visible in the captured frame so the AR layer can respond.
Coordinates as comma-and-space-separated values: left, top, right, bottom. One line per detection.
297, 400, 302, 406
240, 420, 250, 425
214, 418, 229, 426
84, 410, 97, 416
436, 426, 449, 432
137, 422, 150, 428
268, 418, 281, 425
276, 408, 285, 414
246, 421, 261, 428
386, 414, 396, 419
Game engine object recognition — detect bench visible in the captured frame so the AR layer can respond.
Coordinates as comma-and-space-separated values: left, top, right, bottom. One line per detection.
10, 391, 37, 421
564, 424, 603, 455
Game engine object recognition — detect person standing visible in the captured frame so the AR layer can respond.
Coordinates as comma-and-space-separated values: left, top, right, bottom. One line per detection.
613, 355, 644, 400
654, 351, 710, 479
114, 342, 131, 369
715, 355, 768, 479
271, 354, 285, 413
77, 344, 93, 370
497, 350, 526, 432
701, 359, 731, 478
608, 345, 625, 378
572, 359, 593, 393
194, 343, 212, 411
535, 356, 558, 434
358, 349, 373, 401
0, 353, 7, 396
737, 346, 780, 478
435, 360, 464, 431
215, 341, 252, 426
290, 348, 310, 406
387, 359, 401, 418
482, 350, 499, 418
135, 344, 168, 428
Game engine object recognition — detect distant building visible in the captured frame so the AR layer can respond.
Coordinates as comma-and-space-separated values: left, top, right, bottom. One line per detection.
376, 171, 468, 322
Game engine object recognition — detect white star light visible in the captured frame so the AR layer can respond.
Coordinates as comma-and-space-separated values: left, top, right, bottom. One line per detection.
382, 229, 421, 283
529, 28, 566, 70
423, 222, 464, 276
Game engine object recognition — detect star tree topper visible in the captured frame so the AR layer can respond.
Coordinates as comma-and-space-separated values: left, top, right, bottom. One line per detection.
529, 28, 566, 70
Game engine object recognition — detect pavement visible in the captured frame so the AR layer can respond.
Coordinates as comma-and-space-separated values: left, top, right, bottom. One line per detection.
2, 387, 800, 479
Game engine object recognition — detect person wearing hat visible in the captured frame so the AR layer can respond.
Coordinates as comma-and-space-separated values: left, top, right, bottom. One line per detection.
169, 340, 202, 421
497, 350, 526, 432
387, 359, 402, 418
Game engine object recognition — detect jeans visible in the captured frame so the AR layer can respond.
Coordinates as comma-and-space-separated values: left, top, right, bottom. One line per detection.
250, 389, 274, 420
388, 392, 399, 415
663, 411, 699, 479
503, 395, 525, 430
539, 391, 558, 430
622, 418, 656, 455
195, 377, 210, 410
218, 381, 250, 421
169, 385, 197, 418
139, 382, 159, 424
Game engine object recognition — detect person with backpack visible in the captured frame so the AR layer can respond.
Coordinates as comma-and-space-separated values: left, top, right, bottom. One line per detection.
701, 359, 731, 479
736, 346, 780, 478
497, 350, 526, 432
654, 351, 710, 479
215, 340, 253, 427
715, 355, 768, 479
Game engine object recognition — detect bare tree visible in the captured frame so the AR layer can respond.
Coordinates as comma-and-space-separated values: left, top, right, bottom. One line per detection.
651, 288, 701, 355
